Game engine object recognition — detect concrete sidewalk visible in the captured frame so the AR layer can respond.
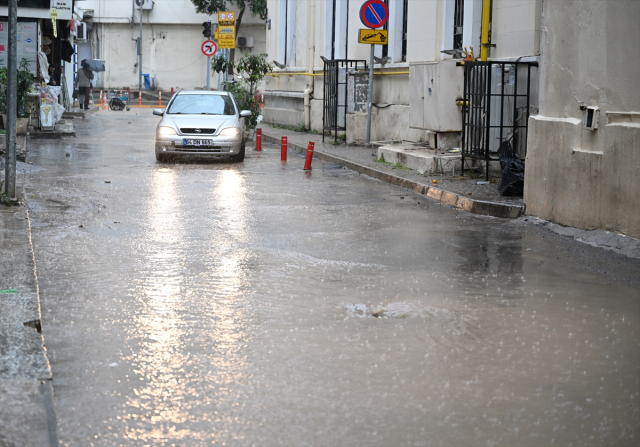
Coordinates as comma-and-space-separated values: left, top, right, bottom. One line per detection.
0, 196, 57, 446
260, 124, 523, 219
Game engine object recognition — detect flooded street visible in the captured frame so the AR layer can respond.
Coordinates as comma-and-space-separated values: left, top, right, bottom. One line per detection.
22, 112, 640, 446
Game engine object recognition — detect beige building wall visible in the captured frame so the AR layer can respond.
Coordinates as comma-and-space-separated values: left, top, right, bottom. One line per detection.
524, 0, 640, 238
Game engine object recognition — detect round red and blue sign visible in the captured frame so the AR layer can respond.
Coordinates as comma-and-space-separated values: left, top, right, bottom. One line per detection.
360, 0, 389, 29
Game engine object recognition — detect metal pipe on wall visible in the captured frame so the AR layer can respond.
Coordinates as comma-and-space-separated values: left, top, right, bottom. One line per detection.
480, 0, 492, 61
303, 0, 316, 130
138, 7, 143, 96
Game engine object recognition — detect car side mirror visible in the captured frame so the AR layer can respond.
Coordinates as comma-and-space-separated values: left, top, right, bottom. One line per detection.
152, 108, 164, 116
240, 110, 252, 118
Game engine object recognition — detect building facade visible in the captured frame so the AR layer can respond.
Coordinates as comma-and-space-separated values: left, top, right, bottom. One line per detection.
263, 0, 640, 239
76, 0, 267, 91
524, 0, 640, 239
263, 0, 541, 143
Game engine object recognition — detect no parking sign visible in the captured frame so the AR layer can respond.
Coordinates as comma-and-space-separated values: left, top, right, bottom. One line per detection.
359, 0, 389, 29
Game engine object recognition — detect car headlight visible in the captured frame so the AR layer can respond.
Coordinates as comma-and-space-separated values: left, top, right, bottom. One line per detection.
157, 126, 177, 136
219, 127, 240, 136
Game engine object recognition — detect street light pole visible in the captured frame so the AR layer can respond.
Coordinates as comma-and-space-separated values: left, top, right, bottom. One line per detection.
4, 0, 17, 199
206, 18, 212, 90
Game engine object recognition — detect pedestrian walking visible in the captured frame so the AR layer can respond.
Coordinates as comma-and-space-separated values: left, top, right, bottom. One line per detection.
77, 61, 94, 110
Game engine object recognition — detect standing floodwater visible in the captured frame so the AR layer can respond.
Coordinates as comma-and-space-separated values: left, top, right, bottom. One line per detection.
22, 112, 640, 446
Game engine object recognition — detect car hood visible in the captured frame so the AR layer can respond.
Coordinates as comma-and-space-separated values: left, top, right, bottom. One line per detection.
163, 114, 237, 132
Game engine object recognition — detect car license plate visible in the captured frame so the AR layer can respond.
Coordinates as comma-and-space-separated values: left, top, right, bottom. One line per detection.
183, 139, 212, 147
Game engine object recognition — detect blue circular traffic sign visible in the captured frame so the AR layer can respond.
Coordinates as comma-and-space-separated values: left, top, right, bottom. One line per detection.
360, 0, 389, 29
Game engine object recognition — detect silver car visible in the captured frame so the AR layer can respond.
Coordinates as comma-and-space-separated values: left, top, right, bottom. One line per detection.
153, 90, 252, 162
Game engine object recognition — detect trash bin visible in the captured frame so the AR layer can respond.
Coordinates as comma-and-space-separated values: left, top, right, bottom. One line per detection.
142, 73, 151, 90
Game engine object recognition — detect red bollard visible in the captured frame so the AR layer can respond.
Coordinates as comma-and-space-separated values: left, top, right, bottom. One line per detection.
138, 90, 142, 106
255, 128, 262, 151
127, 87, 131, 101
281, 136, 287, 161
304, 142, 315, 170
171, 87, 174, 98
159, 90, 162, 106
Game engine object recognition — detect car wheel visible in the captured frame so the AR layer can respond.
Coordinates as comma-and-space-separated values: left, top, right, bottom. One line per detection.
155, 150, 166, 162
232, 141, 245, 162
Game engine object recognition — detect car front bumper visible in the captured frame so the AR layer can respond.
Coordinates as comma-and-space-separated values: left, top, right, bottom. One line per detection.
155, 135, 243, 156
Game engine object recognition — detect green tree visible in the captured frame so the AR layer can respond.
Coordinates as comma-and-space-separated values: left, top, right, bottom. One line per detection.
190, 0, 267, 69
220, 53, 273, 129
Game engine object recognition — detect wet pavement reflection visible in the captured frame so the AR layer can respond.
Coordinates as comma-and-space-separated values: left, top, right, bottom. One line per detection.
23, 112, 640, 446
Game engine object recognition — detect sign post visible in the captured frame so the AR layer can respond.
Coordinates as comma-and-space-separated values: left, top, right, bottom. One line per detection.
202, 38, 217, 91
217, 12, 236, 88
206, 18, 212, 90
359, 0, 389, 148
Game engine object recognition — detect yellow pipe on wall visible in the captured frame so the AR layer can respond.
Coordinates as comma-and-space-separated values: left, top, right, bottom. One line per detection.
480, 0, 491, 61
267, 71, 409, 78
374, 71, 409, 76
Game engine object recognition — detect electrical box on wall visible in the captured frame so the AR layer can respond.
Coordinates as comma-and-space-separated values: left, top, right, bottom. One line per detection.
584, 106, 599, 130
409, 60, 464, 132
135, 0, 153, 10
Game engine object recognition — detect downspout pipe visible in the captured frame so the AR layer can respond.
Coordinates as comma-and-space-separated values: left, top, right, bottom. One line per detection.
480, 0, 491, 60
303, 0, 316, 130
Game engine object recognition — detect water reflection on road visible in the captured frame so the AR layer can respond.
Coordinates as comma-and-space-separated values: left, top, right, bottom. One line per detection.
24, 113, 640, 446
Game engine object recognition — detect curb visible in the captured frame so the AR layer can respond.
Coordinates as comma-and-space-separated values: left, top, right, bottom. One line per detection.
263, 133, 523, 219
63, 106, 100, 119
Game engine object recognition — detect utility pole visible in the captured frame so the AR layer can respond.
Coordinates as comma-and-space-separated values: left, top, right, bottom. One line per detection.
4, 0, 17, 199
206, 18, 212, 90
138, 6, 143, 101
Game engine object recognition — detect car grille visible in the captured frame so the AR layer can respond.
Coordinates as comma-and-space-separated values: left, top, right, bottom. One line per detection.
174, 147, 231, 153
180, 128, 216, 135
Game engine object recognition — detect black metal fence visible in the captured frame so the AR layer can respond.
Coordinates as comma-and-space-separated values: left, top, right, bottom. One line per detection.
461, 61, 538, 180
322, 58, 367, 142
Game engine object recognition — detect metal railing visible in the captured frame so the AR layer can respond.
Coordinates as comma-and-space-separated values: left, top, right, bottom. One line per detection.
461, 60, 538, 180
322, 58, 367, 142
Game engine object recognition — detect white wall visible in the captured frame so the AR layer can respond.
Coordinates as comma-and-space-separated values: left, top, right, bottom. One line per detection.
525, 0, 640, 238
491, 0, 540, 58
93, 22, 265, 90
79, 0, 266, 25
406, 0, 440, 62
80, 0, 267, 90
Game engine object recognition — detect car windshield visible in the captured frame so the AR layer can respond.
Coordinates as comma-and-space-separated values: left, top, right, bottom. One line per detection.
166, 94, 236, 115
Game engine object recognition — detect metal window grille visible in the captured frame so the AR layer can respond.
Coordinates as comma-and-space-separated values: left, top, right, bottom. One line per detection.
322, 58, 367, 142
461, 60, 539, 180
453, 0, 464, 50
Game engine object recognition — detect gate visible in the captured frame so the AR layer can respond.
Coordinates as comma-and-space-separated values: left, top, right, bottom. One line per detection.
322, 58, 367, 142
461, 61, 538, 180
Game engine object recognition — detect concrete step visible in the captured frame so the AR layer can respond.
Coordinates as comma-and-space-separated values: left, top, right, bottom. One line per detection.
377, 143, 464, 175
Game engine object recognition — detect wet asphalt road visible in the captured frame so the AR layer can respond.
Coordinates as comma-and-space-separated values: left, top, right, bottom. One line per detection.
20, 111, 640, 446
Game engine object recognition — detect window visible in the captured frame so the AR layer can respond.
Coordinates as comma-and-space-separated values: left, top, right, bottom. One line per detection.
324, 0, 349, 60
379, 0, 408, 62
278, 0, 297, 65
441, 0, 482, 57
167, 95, 236, 116
453, 0, 464, 50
